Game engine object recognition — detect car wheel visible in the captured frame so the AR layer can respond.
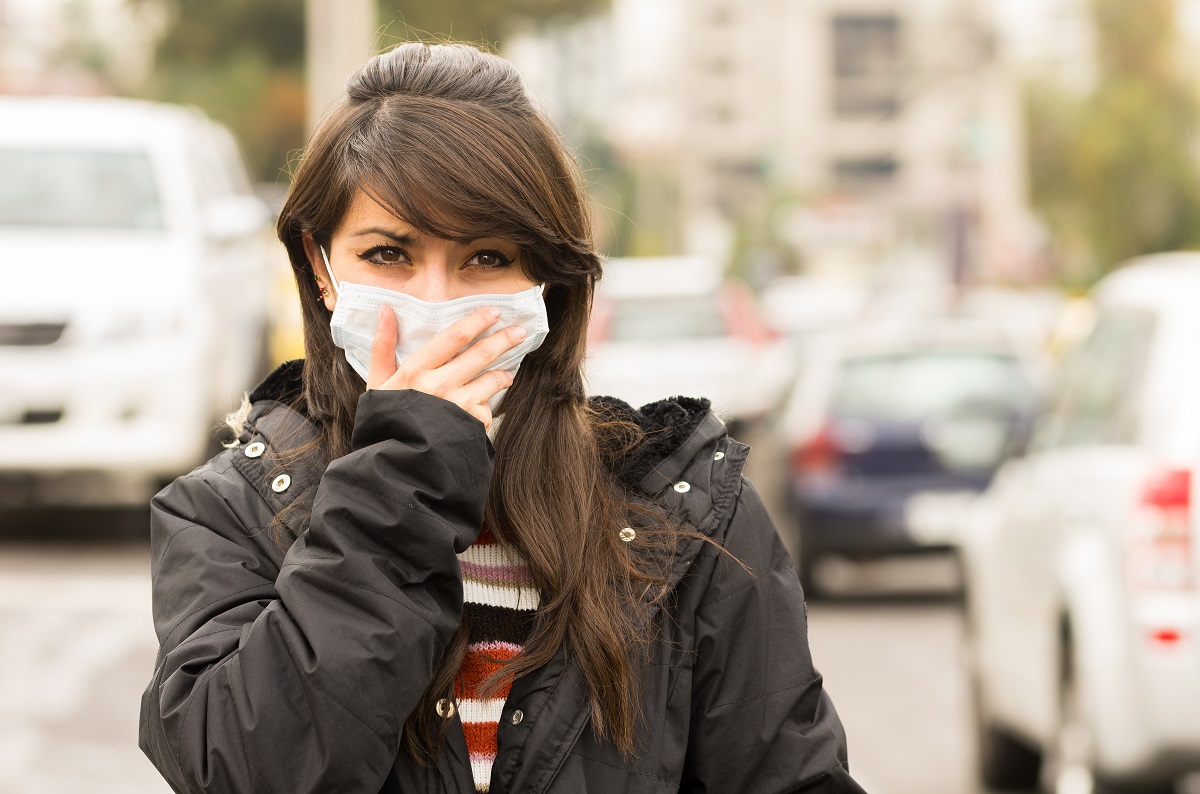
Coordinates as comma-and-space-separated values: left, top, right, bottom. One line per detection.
963, 594, 1043, 789
977, 719, 1042, 790
969, 664, 1041, 789
1044, 639, 1095, 794
1043, 646, 1174, 794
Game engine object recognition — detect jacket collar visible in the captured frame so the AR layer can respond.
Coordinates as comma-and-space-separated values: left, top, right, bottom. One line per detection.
246, 360, 729, 496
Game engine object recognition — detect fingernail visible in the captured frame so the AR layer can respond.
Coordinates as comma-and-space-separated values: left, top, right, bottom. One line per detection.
510, 326, 527, 341
487, 307, 501, 319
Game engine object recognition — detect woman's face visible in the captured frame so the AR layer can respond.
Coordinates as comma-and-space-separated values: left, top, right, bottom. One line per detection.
305, 190, 536, 311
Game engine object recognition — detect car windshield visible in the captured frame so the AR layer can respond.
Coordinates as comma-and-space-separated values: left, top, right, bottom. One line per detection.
833, 351, 1030, 421
606, 296, 727, 341
0, 148, 164, 230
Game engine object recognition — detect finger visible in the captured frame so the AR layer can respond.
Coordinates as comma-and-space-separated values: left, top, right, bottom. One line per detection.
454, 367, 514, 411
402, 306, 501, 373
367, 305, 400, 390
438, 323, 527, 386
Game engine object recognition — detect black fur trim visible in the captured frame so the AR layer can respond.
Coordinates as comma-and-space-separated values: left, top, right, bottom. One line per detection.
250, 359, 305, 405
589, 395, 712, 489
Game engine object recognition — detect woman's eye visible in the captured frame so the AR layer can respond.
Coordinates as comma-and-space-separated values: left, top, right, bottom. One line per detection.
468, 250, 514, 269
360, 246, 406, 265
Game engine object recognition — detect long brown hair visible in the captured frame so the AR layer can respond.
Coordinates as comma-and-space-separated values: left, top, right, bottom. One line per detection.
275, 42, 674, 759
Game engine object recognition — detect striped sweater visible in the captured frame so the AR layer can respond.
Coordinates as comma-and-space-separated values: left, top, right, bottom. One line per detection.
455, 524, 539, 792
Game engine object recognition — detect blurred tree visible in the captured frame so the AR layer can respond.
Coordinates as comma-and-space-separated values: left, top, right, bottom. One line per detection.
52, 0, 117, 90
129, 0, 306, 182
131, 0, 609, 182
1027, 0, 1200, 287
379, 0, 608, 44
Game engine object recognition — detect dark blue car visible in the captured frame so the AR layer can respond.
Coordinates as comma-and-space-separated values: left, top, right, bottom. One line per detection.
782, 334, 1037, 596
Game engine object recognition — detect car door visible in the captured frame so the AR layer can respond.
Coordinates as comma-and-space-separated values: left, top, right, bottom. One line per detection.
185, 120, 271, 406
985, 309, 1156, 740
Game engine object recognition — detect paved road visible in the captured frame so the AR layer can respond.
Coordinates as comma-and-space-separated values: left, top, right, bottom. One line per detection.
0, 507, 985, 794
809, 596, 980, 794
0, 509, 168, 794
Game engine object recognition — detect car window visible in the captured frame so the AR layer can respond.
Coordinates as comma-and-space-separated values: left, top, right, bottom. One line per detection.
606, 296, 727, 341
185, 126, 239, 205
832, 351, 1030, 422
1033, 309, 1155, 449
0, 148, 163, 230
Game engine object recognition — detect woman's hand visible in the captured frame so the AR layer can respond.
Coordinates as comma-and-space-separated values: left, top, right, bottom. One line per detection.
366, 305, 526, 430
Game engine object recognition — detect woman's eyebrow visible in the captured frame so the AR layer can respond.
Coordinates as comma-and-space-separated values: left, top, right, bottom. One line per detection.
347, 228, 514, 248
451, 235, 516, 246
348, 227, 421, 244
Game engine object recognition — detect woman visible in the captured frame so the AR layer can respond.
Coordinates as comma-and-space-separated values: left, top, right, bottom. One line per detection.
139, 42, 863, 793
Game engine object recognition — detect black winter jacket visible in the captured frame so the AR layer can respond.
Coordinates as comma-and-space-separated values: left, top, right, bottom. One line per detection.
139, 361, 865, 793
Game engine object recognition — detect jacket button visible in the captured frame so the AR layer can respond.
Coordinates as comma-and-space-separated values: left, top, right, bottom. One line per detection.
619, 527, 636, 542
436, 698, 456, 718
271, 474, 291, 493
673, 481, 691, 493
713, 451, 725, 461
509, 709, 524, 725
244, 441, 265, 458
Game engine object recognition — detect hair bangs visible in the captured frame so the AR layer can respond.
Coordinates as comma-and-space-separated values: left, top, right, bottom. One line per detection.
345, 101, 549, 253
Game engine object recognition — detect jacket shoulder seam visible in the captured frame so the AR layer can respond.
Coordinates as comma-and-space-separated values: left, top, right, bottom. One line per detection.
696, 565, 765, 608
697, 552, 795, 608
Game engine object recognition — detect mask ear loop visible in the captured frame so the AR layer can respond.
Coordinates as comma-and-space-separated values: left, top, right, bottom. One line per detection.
319, 246, 341, 300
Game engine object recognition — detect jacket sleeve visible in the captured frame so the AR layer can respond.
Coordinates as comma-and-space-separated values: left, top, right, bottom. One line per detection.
680, 480, 866, 794
139, 389, 490, 793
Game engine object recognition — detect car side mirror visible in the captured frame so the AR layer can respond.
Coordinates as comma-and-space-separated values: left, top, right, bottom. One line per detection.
203, 195, 270, 241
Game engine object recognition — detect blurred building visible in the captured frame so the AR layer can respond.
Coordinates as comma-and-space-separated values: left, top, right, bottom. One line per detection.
682, 0, 1027, 282
511, 0, 1043, 286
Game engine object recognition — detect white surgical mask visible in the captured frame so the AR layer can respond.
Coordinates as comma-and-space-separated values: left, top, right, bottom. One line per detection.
320, 247, 549, 412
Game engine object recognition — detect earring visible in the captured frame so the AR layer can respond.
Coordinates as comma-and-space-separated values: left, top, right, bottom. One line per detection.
318, 287, 329, 300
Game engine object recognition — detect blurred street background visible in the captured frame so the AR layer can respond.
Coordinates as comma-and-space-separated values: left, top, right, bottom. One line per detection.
5, 0, 1200, 792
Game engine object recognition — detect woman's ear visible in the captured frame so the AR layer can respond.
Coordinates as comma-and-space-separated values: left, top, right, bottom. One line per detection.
301, 232, 337, 312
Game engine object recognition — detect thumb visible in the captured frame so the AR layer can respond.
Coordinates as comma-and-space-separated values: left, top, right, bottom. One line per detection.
366, 305, 400, 390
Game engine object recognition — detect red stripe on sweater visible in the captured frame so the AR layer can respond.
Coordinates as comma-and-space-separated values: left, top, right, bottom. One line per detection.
457, 644, 521, 699
462, 721, 499, 759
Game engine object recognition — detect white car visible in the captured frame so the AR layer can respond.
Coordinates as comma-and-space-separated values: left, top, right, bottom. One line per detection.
962, 253, 1200, 793
585, 256, 791, 431
0, 97, 273, 506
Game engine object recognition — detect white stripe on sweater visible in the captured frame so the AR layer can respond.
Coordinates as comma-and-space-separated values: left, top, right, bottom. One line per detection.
470, 758, 493, 791
457, 540, 527, 570
461, 577, 541, 611
458, 697, 506, 725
